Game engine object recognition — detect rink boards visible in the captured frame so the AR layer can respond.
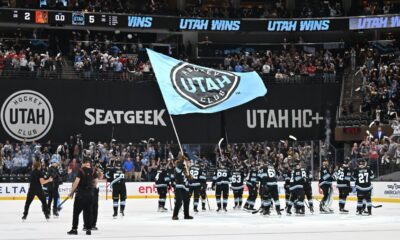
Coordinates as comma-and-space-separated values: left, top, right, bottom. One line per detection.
0, 181, 399, 203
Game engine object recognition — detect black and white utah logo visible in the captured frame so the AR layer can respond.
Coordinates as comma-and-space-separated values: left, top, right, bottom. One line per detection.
170, 62, 240, 109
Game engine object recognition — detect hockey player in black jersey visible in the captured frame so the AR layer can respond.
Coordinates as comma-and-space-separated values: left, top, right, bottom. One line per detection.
258, 160, 281, 216
212, 161, 231, 212
287, 160, 306, 216
281, 162, 291, 209
353, 158, 374, 215
300, 165, 314, 213
231, 163, 245, 210
155, 162, 171, 212
244, 161, 258, 211
198, 161, 208, 211
172, 155, 193, 220
105, 160, 127, 218
45, 158, 63, 217
189, 162, 203, 212
335, 158, 352, 213
319, 159, 334, 213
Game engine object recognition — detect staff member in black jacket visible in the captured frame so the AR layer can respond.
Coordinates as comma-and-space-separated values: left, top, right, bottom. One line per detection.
67, 158, 98, 236
22, 161, 53, 220
83, 160, 103, 231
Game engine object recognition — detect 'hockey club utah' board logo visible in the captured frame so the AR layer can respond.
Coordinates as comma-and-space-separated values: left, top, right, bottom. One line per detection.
1, 90, 54, 141
170, 62, 240, 109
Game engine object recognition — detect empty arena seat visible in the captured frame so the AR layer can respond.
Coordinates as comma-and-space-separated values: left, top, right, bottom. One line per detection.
9, 174, 16, 182
24, 174, 31, 182
1, 174, 10, 182
16, 174, 24, 182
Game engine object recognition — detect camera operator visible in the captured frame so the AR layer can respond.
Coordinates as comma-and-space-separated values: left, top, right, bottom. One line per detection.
45, 157, 63, 217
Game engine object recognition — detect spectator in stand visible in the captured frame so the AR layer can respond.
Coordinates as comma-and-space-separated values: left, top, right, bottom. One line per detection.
123, 156, 134, 181
234, 61, 243, 72
148, 158, 159, 181
67, 158, 79, 182
350, 143, 360, 168
374, 127, 386, 142
133, 155, 142, 182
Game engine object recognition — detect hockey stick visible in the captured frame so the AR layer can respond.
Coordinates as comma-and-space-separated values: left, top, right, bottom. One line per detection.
168, 189, 173, 211
304, 199, 310, 209
373, 204, 383, 208
57, 197, 70, 211
251, 206, 262, 214
218, 138, 224, 161
205, 192, 211, 211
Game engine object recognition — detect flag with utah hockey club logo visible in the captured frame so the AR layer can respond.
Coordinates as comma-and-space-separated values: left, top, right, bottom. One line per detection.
146, 48, 267, 115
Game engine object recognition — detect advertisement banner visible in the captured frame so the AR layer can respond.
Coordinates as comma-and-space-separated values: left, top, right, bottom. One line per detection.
1, 182, 399, 203
224, 84, 341, 142
0, 79, 221, 143
0, 80, 340, 143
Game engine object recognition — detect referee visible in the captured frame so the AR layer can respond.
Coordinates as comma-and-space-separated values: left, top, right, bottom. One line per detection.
67, 158, 98, 235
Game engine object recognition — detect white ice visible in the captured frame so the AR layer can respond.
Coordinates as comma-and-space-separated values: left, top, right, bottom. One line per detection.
0, 198, 399, 240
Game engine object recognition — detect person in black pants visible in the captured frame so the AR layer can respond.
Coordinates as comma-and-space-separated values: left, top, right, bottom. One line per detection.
83, 161, 103, 231
172, 155, 193, 220
319, 159, 334, 213
45, 158, 62, 217
67, 158, 99, 236
22, 161, 53, 220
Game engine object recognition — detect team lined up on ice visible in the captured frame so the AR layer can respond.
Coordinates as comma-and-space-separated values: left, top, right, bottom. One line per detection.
153, 155, 375, 217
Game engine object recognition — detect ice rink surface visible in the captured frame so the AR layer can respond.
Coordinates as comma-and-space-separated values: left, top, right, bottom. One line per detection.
0, 198, 399, 240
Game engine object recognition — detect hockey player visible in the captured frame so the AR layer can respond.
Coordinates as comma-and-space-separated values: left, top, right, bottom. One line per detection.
189, 161, 202, 212
198, 161, 208, 211
335, 158, 352, 213
243, 161, 258, 211
287, 160, 306, 216
155, 162, 171, 212
258, 160, 281, 216
105, 159, 127, 218
231, 163, 245, 210
172, 154, 193, 220
281, 162, 291, 209
45, 157, 63, 217
22, 161, 53, 220
319, 159, 334, 213
353, 158, 374, 215
300, 164, 314, 213
212, 161, 231, 212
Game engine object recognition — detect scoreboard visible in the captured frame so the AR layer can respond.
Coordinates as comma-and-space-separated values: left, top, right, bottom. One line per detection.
0, 9, 128, 27
7, 8, 400, 32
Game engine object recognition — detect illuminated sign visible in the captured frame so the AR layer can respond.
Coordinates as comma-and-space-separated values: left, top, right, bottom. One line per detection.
179, 18, 240, 31
127, 16, 153, 28
0, 9, 349, 32
349, 16, 400, 30
266, 20, 330, 32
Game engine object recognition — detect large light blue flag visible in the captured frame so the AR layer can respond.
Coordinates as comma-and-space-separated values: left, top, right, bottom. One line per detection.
147, 48, 267, 115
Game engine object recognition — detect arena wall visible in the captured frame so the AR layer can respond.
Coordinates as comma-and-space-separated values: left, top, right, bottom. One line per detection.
1, 182, 399, 203
0, 79, 340, 143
